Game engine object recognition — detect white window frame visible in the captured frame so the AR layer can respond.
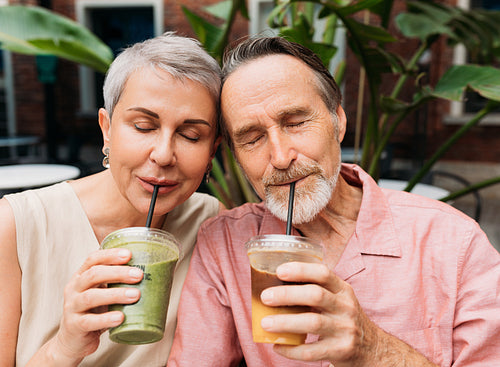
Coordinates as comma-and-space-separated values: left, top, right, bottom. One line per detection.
248, 0, 346, 78
446, 0, 500, 126
75, 0, 163, 115
0, 0, 16, 136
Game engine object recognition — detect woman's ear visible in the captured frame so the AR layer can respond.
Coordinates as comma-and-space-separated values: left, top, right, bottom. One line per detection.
210, 136, 222, 160
98, 108, 111, 146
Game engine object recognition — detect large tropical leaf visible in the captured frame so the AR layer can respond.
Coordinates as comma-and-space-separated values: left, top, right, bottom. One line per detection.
182, 6, 225, 56
0, 5, 113, 73
396, 12, 455, 41
433, 64, 500, 101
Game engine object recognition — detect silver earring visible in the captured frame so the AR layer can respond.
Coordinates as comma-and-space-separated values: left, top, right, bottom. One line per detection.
204, 166, 211, 184
102, 147, 110, 169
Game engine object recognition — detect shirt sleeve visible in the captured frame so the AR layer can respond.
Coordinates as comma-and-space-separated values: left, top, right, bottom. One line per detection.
168, 225, 244, 366
452, 224, 500, 366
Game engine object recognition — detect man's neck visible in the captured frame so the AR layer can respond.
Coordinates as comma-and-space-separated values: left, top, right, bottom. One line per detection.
296, 174, 363, 267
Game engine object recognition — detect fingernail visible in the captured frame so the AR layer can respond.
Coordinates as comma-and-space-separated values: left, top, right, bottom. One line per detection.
118, 249, 130, 259
129, 267, 142, 278
261, 317, 273, 329
125, 289, 140, 298
276, 263, 291, 277
110, 313, 122, 322
261, 289, 273, 303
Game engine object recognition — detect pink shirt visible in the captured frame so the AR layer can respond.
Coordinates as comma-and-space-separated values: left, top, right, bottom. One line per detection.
169, 164, 500, 366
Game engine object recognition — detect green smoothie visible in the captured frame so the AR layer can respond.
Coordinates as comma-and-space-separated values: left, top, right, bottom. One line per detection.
101, 228, 180, 345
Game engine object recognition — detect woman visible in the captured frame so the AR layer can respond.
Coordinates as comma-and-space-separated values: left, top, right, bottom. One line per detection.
0, 32, 223, 366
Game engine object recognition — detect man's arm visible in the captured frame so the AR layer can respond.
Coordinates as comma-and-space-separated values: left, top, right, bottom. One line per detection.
168, 232, 243, 366
451, 227, 500, 365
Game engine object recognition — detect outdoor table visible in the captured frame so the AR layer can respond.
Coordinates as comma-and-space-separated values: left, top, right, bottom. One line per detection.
0, 135, 41, 162
379, 179, 450, 200
0, 164, 80, 191
0, 135, 40, 148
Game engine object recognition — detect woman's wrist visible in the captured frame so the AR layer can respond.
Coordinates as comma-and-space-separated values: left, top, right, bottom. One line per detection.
27, 337, 83, 367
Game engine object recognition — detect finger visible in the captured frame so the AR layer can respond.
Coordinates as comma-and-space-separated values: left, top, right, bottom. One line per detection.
74, 264, 143, 292
261, 283, 339, 311
77, 248, 133, 275
260, 311, 339, 337
272, 339, 348, 362
73, 310, 126, 333
69, 286, 141, 314
277, 262, 345, 294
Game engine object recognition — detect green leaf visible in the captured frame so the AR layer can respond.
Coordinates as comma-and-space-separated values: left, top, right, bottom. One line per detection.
267, 1, 291, 28
396, 13, 455, 41
406, 1, 457, 22
370, 0, 394, 27
335, 0, 385, 17
204, 0, 233, 20
433, 64, 500, 102
0, 5, 113, 73
182, 6, 225, 56
344, 18, 396, 44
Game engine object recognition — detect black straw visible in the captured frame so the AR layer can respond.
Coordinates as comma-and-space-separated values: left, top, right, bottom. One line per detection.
146, 185, 159, 228
286, 181, 296, 235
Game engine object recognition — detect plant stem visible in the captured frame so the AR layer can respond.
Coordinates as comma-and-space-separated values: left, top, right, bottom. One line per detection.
440, 175, 500, 202
405, 100, 500, 191
378, 42, 428, 134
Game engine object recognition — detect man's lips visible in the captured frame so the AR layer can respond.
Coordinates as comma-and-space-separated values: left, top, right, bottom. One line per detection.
267, 176, 307, 188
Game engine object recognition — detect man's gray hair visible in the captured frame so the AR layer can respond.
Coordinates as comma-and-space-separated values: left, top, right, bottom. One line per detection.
103, 32, 221, 119
221, 36, 342, 149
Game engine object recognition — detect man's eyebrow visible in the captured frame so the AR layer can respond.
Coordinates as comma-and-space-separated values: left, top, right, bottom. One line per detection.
276, 106, 312, 120
232, 124, 261, 142
127, 107, 159, 119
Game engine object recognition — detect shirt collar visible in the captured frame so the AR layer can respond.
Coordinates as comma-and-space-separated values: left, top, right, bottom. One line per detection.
345, 164, 401, 258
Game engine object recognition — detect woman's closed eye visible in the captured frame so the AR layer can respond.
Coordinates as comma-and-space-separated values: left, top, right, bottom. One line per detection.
134, 122, 156, 132
177, 127, 201, 142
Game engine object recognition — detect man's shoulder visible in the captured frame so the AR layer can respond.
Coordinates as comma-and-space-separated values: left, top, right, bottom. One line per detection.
383, 188, 473, 223
200, 201, 266, 230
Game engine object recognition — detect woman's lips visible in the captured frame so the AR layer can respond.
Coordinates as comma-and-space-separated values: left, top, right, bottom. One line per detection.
139, 177, 179, 194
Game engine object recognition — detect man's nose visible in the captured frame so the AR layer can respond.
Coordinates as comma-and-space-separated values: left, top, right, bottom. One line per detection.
269, 132, 297, 170
150, 133, 176, 166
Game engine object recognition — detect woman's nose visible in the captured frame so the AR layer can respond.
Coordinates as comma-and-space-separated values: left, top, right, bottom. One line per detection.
150, 134, 176, 167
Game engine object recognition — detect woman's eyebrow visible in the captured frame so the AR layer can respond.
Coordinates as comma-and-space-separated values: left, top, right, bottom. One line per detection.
126, 107, 159, 119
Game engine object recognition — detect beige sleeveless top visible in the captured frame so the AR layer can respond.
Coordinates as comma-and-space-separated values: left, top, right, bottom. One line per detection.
5, 182, 220, 366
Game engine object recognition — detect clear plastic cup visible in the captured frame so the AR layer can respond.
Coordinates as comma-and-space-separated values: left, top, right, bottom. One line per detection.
101, 227, 180, 344
246, 234, 323, 345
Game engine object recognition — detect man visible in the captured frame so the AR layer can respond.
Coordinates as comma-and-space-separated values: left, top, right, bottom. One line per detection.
168, 36, 500, 366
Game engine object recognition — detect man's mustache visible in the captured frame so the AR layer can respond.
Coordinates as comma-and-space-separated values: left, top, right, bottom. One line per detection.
262, 162, 323, 186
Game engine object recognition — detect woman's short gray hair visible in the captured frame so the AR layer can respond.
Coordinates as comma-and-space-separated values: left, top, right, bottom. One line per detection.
103, 32, 221, 118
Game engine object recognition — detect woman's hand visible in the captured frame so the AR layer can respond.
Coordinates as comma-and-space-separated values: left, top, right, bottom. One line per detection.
28, 248, 143, 366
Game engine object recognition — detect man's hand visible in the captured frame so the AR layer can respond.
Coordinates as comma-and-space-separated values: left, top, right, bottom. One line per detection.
259, 262, 438, 367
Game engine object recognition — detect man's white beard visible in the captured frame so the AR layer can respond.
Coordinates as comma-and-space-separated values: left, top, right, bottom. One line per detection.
263, 159, 340, 225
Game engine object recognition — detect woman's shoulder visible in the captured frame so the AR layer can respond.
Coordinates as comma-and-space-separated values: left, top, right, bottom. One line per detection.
0, 196, 16, 241
166, 192, 220, 227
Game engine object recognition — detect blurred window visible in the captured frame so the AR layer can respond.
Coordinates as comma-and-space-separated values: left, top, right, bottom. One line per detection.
76, 0, 162, 115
